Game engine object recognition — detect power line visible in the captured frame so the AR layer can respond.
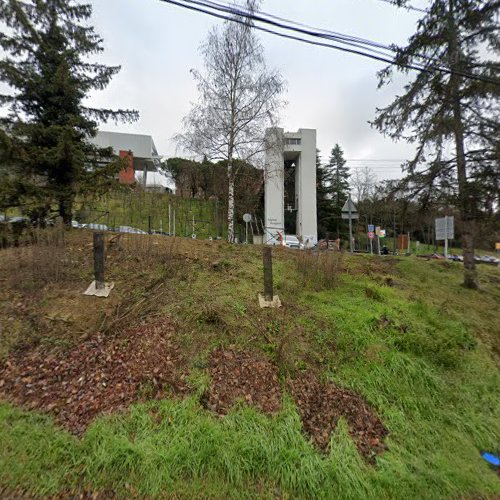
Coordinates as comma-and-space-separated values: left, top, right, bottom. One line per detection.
373, 0, 428, 14
157, 0, 500, 87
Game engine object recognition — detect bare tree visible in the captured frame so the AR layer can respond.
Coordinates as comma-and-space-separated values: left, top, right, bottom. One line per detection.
176, 1, 285, 242
352, 167, 376, 203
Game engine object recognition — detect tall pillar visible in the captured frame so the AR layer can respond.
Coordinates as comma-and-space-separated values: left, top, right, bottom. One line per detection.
295, 129, 317, 245
264, 128, 285, 244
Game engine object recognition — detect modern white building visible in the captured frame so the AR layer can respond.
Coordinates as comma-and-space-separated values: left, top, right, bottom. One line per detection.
91, 131, 162, 186
264, 128, 317, 246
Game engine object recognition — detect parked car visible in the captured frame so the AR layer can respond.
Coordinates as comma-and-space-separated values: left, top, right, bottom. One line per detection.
71, 220, 82, 229
284, 235, 301, 249
9, 216, 30, 224
84, 223, 109, 231
117, 226, 147, 234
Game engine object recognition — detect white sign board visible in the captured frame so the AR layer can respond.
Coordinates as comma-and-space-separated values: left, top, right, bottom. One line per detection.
341, 212, 359, 219
435, 216, 454, 240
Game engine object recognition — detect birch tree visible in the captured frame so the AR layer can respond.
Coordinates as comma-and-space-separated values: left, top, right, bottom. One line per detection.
177, 1, 285, 242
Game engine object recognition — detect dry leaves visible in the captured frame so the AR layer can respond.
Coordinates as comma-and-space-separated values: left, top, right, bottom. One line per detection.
0, 318, 189, 434
287, 372, 388, 461
202, 347, 282, 416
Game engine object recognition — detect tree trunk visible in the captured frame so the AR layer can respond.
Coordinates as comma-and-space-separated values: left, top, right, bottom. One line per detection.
59, 192, 73, 227
227, 160, 235, 242
448, 0, 478, 289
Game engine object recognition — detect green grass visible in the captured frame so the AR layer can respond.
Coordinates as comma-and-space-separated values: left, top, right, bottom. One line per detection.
75, 189, 222, 238
0, 240, 499, 498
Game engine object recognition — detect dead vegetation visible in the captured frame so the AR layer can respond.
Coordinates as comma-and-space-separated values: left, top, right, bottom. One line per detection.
202, 347, 282, 416
287, 372, 388, 461
295, 250, 344, 290
0, 317, 189, 434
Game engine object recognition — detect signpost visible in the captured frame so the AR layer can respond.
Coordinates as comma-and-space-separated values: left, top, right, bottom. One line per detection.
341, 195, 359, 253
435, 216, 454, 258
367, 230, 375, 255
243, 213, 252, 244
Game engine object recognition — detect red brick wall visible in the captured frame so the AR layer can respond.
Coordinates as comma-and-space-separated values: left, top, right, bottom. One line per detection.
118, 150, 135, 185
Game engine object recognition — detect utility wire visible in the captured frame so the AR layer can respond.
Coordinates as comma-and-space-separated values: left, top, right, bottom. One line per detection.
373, 0, 428, 14
188, 0, 499, 85
157, 0, 500, 87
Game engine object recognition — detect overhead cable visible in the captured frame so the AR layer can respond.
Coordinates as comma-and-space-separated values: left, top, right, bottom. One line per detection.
157, 0, 500, 87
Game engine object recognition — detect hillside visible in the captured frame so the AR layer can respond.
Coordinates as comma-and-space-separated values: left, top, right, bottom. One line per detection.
0, 230, 499, 498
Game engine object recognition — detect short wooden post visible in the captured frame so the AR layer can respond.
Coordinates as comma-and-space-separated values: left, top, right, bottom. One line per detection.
263, 246, 273, 301
148, 215, 152, 234
93, 232, 105, 289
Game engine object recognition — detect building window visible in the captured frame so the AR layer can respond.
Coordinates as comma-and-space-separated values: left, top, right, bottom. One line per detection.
285, 138, 301, 145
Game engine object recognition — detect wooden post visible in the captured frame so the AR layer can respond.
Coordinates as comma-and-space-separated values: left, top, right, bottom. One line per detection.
148, 215, 152, 234
93, 232, 105, 289
263, 246, 273, 301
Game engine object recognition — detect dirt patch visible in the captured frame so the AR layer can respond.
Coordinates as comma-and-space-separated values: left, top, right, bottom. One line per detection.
0, 318, 189, 434
202, 347, 281, 416
287, 372, 388, 461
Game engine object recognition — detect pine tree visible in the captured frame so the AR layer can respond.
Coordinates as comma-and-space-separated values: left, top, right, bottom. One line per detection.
326, 144, 350, 238
0, 0, 138, 224
328, 144, 350, 210
316, 149, 335, 238
373, 0, 499, 288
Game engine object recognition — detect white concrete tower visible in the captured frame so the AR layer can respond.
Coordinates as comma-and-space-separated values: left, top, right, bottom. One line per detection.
264, 128, 317, 245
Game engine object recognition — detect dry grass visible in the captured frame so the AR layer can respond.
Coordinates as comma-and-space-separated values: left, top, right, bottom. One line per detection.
2, 226, 76, 291
295, 249, 344, 290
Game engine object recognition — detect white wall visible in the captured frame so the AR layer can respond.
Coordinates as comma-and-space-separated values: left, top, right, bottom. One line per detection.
265, 128, 318, 245
264, 128, 285, 244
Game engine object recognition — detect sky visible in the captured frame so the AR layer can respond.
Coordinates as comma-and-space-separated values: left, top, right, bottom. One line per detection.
85, 0, 428, 183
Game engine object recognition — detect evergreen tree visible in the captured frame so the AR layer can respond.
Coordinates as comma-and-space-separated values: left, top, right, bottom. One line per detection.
316, 149, 335, 238
373, 0, 499, 288
327, 144, 350, 238
0, 0, 138, 224
328, 144, 350, 211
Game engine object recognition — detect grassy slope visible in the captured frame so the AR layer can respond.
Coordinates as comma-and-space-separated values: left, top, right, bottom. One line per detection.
0, 233, 499, 498
75, 190, 220, 239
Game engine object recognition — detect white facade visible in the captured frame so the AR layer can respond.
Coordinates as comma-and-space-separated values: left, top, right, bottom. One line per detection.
264, 128, 317, 245
91, 130, 164, 186
92, 131, 160, 166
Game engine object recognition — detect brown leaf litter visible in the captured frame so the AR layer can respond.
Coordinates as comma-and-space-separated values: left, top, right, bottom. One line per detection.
201, 347, 282, 416
202, 348, 388, 461
287, 372, 388, 460
0, 318, 189, 434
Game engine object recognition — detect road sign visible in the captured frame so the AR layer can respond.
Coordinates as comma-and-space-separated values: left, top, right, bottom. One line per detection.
379, 229, 386, 238
342, 195, 358, 253
368, 231, 375, 239
243, 213, 252, 223
341, 198, 358, 213
341, 198, 359, 219
435, 216, 454, 240
368, 224, 375, 232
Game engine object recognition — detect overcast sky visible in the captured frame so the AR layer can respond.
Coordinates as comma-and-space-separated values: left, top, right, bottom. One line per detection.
85, 0, 429, 182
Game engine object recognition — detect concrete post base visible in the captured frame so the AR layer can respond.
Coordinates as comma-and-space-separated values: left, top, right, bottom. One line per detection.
258, 293, 282, 308
84, 281, 115, 298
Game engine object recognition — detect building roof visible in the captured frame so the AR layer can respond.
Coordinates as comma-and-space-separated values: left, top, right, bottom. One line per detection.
92, 131, 160, 164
